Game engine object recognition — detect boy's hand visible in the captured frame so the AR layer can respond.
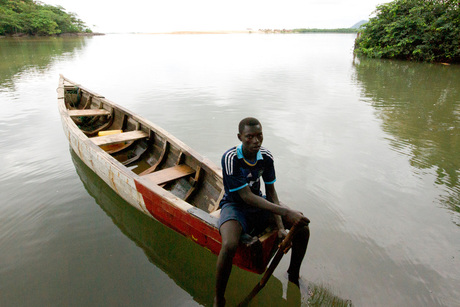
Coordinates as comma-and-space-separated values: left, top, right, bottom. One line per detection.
278, 228, 288, 239
284, 209, 310, 226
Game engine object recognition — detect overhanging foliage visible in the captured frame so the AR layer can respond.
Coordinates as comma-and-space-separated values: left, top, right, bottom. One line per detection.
354, 0, 460, 63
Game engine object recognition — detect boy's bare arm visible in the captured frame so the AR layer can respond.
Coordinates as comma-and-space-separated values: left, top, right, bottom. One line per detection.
237, 186, 309, 226
265, 184, 286, 233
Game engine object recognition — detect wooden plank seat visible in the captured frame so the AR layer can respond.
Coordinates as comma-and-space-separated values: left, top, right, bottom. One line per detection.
90, 130, 148, 146
142, 164, 195, 185
68, 109, 111, 117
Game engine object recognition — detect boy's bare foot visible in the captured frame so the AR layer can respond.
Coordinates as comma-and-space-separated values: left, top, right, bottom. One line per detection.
288, 272, 300, 287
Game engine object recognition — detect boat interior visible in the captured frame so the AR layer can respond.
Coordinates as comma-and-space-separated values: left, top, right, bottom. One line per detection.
63, 82, 225, 217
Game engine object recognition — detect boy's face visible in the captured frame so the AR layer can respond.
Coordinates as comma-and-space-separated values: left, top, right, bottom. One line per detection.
238, 124, 263, 157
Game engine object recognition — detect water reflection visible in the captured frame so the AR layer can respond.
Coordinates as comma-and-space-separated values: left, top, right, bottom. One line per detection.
0, 37, 88, 87
353, 58, 460, 218
71, 149, 287, 305
71, 148, 351, 306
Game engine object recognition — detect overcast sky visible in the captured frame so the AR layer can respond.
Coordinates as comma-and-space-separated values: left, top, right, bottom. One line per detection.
42, 0, 392, 33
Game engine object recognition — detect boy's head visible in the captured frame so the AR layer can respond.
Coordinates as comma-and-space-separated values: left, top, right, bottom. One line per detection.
238, 117, 263, 157
238, 117, 261, 134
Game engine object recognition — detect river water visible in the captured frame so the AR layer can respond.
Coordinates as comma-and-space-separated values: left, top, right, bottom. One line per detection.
1, 34, 459, 306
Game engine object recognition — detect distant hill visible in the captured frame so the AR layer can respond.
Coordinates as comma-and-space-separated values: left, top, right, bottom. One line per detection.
351, 20, 368, 29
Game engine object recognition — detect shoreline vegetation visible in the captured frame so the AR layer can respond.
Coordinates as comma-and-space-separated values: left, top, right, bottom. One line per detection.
0, 0, 97, 37
354, 0, 460, 63
272, 28, 358, 33
0, 32, 105, 38
145, 28, 359, 35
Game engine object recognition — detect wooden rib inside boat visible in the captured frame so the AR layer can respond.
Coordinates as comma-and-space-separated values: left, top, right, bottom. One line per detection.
58, 75, 279, 274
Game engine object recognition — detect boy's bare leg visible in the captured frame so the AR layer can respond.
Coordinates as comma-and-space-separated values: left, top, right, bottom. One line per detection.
287, 225, 310, 285
214, 220, 242, 307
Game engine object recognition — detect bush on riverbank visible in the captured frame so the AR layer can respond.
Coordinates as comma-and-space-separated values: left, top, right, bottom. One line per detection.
354, 0, 460, 63
0, 0, 92, 36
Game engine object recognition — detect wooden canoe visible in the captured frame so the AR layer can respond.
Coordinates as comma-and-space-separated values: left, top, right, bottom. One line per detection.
57, 75, 279, 274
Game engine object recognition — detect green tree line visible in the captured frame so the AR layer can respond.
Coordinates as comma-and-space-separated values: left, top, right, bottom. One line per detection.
259, 28, 358, 34
0, 0, 92, 36
293, 28, 358, 33
354, 0, 460, 63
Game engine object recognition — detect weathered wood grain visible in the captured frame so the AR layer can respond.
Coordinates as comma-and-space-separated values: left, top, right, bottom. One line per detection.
90, 130, 148, 146
143, 164, 195, 185
68, 109, 111, 117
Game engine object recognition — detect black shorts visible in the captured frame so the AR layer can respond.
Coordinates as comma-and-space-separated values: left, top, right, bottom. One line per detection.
218, 202, 273, 236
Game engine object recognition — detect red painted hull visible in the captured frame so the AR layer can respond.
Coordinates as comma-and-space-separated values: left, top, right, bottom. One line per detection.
135, 180, 278, 274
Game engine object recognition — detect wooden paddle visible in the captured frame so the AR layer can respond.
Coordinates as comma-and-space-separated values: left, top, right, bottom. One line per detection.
238, 222, 305, 306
